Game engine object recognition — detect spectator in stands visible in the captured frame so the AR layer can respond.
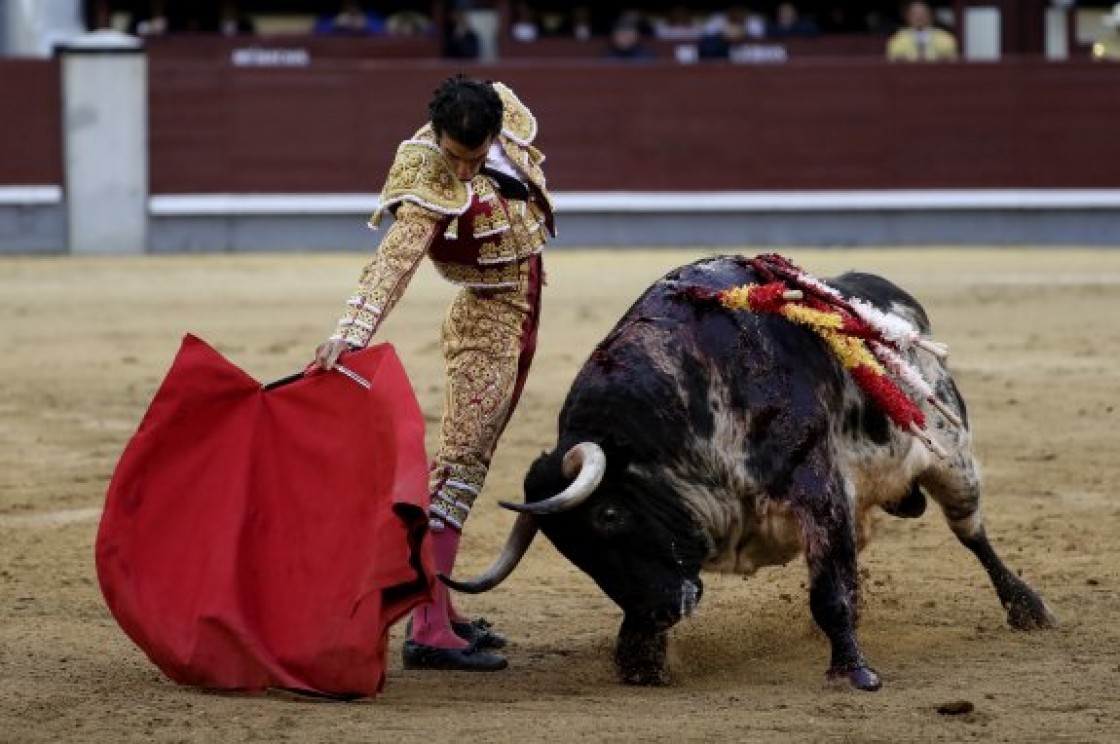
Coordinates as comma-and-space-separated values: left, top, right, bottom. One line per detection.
386, 11, 433, 36
313, 1, 385, 36
604, 19, 655, 60
1092, 3, 1120, 61
613, 9, 655, 37
444, 10, 481, 59
128, 0, 170, 36
129, 0, 252, 36
653, 6, 701, 41
886, 1, 958, 61
537, 5, 594, 39
510, 2, 539, 42
767, 3, 819, 38
218, 0, 255, 37
697, 10, 749, 60
570, 5, 595, 41
703, 6, 766, 42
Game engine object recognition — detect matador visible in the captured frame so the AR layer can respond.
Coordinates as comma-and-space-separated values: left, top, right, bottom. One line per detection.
314, 76, 555, 671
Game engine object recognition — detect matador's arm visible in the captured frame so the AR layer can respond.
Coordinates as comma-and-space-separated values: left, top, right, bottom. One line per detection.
330, 202, 444, 348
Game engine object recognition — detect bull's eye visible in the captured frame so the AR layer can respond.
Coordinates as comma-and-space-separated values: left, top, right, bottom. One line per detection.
593, 504, 629, 535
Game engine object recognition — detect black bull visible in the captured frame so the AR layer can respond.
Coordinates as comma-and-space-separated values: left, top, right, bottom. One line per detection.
445, 255, 1055, 690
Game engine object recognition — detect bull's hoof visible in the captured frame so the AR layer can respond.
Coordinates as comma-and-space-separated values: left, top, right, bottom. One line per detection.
615, 621, 670, 687
827, 664, 882, 692
1005, 591, 1057, 631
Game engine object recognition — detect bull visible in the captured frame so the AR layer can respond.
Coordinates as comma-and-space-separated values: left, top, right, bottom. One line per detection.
445, 255, 1055, 690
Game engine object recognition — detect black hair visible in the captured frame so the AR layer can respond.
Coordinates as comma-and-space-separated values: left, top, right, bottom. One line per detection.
428, 75, 504, 149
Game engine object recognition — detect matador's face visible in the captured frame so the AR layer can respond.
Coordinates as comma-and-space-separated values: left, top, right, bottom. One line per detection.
438, 133, 495, 182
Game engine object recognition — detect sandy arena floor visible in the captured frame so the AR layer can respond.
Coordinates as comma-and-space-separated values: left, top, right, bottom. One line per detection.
1, 249, 1118, 743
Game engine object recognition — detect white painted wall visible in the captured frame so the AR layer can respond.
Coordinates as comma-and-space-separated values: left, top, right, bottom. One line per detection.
964, 7, 1002, 61
1045, 8, 1070, 60
62, 31, 148, 254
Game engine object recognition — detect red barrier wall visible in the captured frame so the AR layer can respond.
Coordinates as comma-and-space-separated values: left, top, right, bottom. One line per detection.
6, 52, 1112, 195
0, 60, 62, 186
148, 58, 1120, 195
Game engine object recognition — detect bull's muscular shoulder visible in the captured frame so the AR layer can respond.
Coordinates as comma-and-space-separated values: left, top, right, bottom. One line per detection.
493, 82, 538, 145
377, 128, 470, 219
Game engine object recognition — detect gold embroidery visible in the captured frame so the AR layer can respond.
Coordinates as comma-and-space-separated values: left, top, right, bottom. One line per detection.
429, 262, 537, 528
472, 211, 510, 238
430, 168, 545, 278
332, 88, 549, 533
377, 140, 470, 218
432, 259, 524, 288
333, 203, 443, 346
493, 82, 537, 145
477, 230, 520, 264
467, 176, 511, 238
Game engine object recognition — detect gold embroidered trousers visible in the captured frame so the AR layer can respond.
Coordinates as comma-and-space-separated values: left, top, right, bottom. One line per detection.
428, 256, 542, 530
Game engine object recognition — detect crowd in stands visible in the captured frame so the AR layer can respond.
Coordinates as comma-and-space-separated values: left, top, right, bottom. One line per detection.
506, 3, 943, 43
120, 1, 436, 39
529, 2, 963, 63
514, 2, 964, 62
108, 1, 966, 63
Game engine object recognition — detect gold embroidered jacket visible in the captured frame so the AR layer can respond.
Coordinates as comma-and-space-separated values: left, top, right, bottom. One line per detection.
332, 82, 555, 348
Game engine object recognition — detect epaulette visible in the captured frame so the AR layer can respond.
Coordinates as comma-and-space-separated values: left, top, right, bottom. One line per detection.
493, 82, 538, 146
370, 135, 470, 228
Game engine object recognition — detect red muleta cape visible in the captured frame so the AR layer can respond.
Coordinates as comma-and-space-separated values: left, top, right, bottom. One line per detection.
96, 334, 435, 699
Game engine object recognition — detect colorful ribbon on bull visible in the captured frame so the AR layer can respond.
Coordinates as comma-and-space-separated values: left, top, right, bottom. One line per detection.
688, 254, 959, 457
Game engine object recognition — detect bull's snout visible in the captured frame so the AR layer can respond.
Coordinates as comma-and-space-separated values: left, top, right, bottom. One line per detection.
636, 577, 703, 630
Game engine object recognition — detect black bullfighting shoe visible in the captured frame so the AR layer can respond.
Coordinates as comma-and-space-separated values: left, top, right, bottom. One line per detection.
452, 617, 507, 650
402, 640, 508, 672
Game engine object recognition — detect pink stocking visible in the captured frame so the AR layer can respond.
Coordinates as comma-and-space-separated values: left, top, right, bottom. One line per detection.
408, 526, 467, 649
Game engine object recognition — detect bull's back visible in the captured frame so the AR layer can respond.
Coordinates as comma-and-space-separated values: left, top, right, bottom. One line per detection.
561, 256, 852, 475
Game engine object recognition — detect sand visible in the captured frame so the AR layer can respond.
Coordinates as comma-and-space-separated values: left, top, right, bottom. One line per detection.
1, 248, 1118, 743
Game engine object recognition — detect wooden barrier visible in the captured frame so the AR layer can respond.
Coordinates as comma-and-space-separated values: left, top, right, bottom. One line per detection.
145, 58, 1120, 194
0, 60, 62, 187
142, 34, 442, 62
4, 55, 1119, 195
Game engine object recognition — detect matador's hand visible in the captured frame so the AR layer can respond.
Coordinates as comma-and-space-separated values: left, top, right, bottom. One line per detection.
313, 338, 352, 370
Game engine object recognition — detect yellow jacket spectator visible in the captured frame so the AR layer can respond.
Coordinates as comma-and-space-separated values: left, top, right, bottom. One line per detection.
1093, 3, 1120, 61
887, 1, 958, 62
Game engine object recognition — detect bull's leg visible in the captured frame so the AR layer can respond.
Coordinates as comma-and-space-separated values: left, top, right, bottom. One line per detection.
794, 470, 882, 691
805, 531, 882, 690
614, 614, 670, 686
920, 463, 1057, 630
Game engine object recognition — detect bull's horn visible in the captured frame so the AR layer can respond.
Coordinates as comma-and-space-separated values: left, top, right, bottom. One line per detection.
439, 513, 538, 594
499, 442, 606, 516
